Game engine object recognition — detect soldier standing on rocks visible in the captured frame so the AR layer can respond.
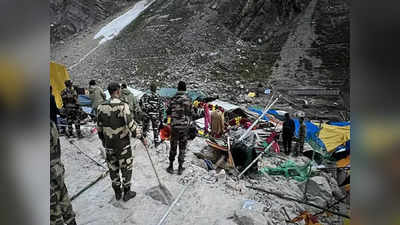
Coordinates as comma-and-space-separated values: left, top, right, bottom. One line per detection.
61, 80, 82, 138
88, 79, 106, 118
50, 121, 77, 225
139, 82, 164, 147
295, 116, 306, 156
97, 82, 143, 202
120, 82, 139, 121
166, 81, 194, 175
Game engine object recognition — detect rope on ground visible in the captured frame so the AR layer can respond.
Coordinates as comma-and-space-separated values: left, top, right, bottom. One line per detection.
69, 139, 107, 170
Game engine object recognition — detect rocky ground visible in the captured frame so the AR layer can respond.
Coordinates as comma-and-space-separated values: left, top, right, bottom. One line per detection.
51, 0, 350, 120
61, 125, 349, 225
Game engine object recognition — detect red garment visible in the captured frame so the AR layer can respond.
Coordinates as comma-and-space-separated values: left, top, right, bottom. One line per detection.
267, 131, 280, 153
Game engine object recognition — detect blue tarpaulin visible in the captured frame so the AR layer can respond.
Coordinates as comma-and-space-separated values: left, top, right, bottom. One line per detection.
327, 121, 351, 126
78, 95, 92, 106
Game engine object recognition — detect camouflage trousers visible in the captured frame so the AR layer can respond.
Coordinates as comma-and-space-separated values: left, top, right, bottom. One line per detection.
50, 173, 76, 225
143, 116, 161, 142
105, 145, 133, 189
64, 108, 81, 135
169, 128, 188, 164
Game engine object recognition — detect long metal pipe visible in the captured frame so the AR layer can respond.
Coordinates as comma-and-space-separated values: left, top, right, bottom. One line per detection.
156, 184, 190, 225
238, 97, 279, 142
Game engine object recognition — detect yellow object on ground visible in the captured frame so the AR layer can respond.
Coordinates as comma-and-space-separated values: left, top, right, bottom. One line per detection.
235, 116, 242, 126
318, 124, 350, 152
193, 100, 199, 108
50, 61, 70, 108
248, 92, 256, 97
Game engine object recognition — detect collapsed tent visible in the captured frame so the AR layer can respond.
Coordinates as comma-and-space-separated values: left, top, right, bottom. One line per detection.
247, 106, 351, 155
50, 61, 70, 108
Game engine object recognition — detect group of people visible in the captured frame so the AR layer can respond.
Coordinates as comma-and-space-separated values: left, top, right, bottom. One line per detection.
50, 80, 194, 225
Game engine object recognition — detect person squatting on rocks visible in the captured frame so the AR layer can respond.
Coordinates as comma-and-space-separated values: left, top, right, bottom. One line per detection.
282, 113, 295, 155
88, 80, 106, 117
166, 81, 194, 175
61, 80, 82, 138
50, 121, 77, 225
295, 116, 306, 156
120, 82, 139, 121
96, 82, 143, 202
139, 82, 164, 147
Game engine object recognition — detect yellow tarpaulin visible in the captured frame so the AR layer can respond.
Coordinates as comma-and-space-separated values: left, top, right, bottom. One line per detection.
318, 124, 350, 152
50, 61, 70, 108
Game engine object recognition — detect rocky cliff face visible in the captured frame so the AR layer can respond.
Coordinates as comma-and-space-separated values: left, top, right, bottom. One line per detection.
51, 0, 350, 117
50, 0, 137, 43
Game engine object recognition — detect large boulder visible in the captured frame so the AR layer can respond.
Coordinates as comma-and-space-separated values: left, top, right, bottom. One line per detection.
299, 176, 333, 207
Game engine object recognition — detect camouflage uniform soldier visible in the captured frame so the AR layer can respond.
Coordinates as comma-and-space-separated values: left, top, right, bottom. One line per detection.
50, 121, 77, 225
97, 82, 142, 202
139, 82, 164, 147
61, 80, 82, 138
295, 117, 306, 156
88, 80, 106, 116
166, 81, 193, 175
120, 82, 139, 120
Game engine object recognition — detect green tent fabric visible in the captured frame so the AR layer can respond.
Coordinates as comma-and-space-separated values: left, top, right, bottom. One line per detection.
259, 160, 313, 182
157, 88, 205, 101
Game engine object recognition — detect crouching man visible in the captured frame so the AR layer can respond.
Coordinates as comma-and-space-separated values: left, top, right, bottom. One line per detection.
96, 82, 143, 201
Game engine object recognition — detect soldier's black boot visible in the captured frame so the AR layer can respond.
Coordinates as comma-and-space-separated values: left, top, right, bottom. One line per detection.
112, 185, 122, 200
166, 161, 174, 174
177, 164, 185, 175
77, 131, 83, 139
123, 186, 137, 202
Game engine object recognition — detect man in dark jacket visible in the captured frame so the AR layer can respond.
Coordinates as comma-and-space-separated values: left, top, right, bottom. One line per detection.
282, 113, 295, 155
166, 81, 193, 175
